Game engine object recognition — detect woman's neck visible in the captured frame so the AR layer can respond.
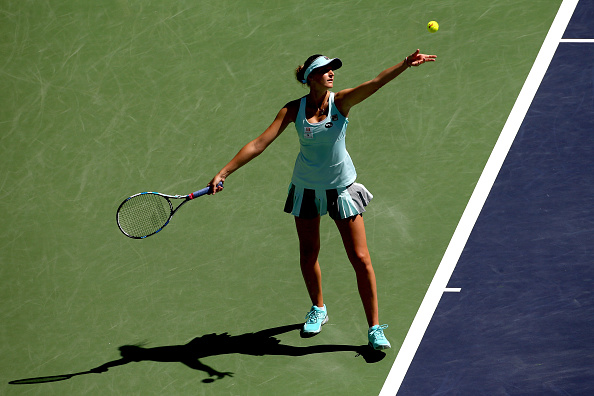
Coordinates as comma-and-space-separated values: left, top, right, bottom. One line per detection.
308, 90, 329, 111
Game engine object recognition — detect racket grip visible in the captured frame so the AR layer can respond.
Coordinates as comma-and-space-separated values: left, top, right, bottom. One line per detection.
189, 182, 223, 199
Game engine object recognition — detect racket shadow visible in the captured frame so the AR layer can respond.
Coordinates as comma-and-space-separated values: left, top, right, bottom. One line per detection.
9, 323, 385, 385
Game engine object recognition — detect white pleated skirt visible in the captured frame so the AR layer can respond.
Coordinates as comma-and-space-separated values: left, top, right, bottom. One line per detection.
284, 182, 373, 220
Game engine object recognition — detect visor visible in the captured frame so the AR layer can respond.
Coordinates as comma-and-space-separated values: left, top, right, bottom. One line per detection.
301, 56, 342, 83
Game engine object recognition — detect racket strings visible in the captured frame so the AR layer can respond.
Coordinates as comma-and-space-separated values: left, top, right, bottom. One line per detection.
10, 375, 74, 384
117, 194, 171, 238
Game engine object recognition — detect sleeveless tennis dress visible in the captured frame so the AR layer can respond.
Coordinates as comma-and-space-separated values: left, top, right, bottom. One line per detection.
284, 92, 373, 219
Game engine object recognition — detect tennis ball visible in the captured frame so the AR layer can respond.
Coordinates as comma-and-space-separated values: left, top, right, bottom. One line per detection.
427, 21, 439, 33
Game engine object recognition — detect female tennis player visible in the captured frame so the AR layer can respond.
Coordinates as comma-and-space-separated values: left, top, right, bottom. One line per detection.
208, 50, 436, 350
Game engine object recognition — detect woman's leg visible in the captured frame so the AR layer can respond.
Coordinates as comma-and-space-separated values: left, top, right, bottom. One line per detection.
334, 215, 379, 327
294, 216, 324, 308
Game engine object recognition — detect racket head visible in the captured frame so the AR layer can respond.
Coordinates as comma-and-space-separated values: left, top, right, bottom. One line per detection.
9, 374, 76, 384
116, 192, 174, 239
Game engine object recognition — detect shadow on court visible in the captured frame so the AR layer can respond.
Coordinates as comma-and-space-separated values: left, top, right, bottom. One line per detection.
9, 323, 385, 385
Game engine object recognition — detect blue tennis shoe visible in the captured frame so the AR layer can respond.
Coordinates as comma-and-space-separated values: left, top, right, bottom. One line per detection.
302, 305, 328, 335
368, 324, 391, 350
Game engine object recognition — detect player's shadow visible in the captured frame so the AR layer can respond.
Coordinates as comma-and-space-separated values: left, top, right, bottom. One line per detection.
9, 323, 386, 385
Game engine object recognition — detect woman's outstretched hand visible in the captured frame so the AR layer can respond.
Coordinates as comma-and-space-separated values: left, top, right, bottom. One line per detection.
207, 175, 225, 195
406, 49, 437, 67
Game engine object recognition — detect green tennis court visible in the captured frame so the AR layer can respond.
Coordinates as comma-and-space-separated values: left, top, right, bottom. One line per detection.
1, 1, 561, 394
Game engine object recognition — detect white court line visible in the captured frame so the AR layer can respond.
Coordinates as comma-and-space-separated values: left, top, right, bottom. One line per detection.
378, 1, 580, 395
560, 39, 594, 42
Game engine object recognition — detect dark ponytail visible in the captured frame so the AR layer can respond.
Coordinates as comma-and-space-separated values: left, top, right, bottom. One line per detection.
295, 54, 324, 85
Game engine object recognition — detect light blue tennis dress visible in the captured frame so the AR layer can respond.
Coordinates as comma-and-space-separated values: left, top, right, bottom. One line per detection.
284, 92, 373, 219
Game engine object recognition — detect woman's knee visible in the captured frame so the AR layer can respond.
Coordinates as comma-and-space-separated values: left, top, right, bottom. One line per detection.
299, 243, 320, 263
348, 249, 373, 272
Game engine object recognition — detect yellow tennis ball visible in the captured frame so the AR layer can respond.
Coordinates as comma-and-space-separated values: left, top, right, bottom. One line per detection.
427, 21, 439, 33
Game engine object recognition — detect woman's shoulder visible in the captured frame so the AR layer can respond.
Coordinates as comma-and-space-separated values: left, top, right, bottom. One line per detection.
285, 97, 306, 109
282, 98, 302, 119
331, 90, 351, 118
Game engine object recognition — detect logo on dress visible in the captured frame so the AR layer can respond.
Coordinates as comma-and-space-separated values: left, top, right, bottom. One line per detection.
304, 127, 313, 139
325, 122, 333, 128
332, 115, 338, 121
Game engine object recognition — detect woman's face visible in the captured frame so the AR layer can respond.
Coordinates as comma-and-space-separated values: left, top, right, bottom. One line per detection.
309, 67, 334, 88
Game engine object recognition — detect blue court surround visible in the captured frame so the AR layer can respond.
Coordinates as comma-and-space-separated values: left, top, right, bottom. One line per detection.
398, 10, 594, 396
563, 0, 594, 38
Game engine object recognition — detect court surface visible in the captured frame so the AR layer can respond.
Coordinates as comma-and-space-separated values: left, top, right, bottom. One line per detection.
1, 1, 587, 395
392, 0, 593, 394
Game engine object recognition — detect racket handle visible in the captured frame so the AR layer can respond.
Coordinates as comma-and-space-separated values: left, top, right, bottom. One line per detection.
189, 182, 223, 199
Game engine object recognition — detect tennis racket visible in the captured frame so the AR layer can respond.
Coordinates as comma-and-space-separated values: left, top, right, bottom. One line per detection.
9, 370, 94, 384
116, 182, 223, 239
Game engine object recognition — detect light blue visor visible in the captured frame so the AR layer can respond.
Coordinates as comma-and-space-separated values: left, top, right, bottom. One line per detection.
301, 56, 342, 83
